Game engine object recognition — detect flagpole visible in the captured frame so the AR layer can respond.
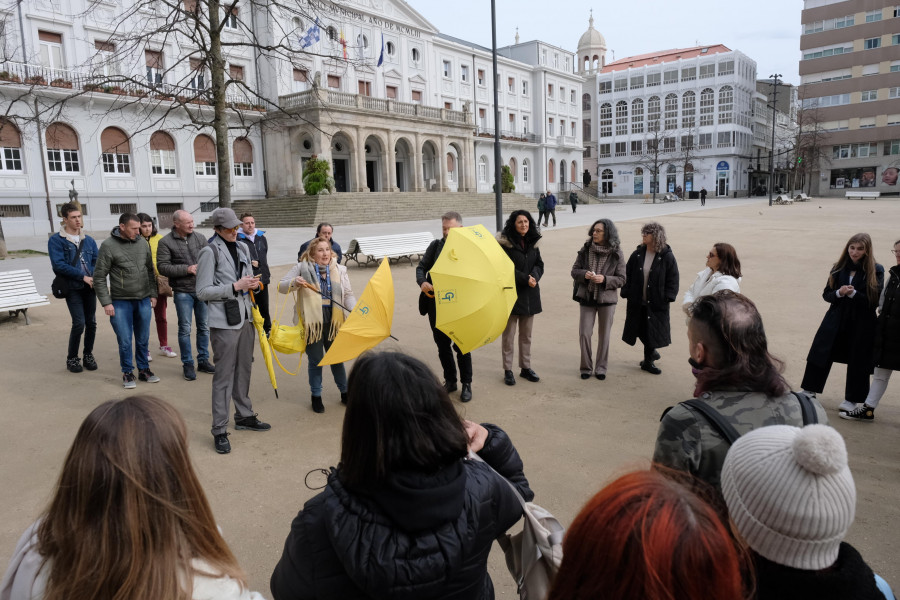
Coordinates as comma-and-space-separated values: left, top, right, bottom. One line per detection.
490, 0, 502, 232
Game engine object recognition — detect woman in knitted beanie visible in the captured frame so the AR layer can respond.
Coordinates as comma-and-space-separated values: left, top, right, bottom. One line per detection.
721, 424, 895, 600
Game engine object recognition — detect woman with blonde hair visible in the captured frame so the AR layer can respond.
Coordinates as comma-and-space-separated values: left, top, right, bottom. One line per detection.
0, 395, 263, 600
279, 236, 356, 414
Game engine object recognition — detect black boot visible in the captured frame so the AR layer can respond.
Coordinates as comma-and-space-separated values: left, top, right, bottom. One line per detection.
311, 395, 325, 413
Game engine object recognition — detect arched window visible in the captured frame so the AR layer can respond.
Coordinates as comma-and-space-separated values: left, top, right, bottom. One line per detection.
194, 134, 217, 176
0, 118, 23, 172
233, 137, 253, 177
631, 98, 644, 134
582, 93, 591, 110
599, 103, 612, 138
600, 168, 613, 194
522, 158, 529, 183
149, 131, 176, 175
699, 88, 715, 126
478, 155, 487, 182
647, 96, 660, 131
509, 157, 517, 182
664, 93, 678, 130
718, 85, 733, 124
548, 158, 555, 183
326, 26, 337, 42
446, 153, 456, 182
682, 91, 696, 128
101, 127, 131, 174
46, 123, 80, 173
634, 166, 644, 195
615, 101, 628, 135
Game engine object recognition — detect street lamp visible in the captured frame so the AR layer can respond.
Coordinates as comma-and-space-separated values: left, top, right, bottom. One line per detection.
768, 74, 781, 207
490, 0, 502, 231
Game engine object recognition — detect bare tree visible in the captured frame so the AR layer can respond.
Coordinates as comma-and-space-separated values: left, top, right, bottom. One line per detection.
792, 107, 830, 196
674, 124, 700, 199
635, 115, 665, 203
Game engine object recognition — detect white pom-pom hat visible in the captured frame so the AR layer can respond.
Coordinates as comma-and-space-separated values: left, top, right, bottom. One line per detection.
721, 424, 856, 570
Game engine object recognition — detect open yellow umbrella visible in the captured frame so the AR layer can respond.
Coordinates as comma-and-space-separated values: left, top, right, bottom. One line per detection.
319, 257, 396, 366
429, 224, 517, 354
250, 285, 278, 398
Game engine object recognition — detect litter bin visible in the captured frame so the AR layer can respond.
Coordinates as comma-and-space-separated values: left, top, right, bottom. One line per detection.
688, 191, 699, 200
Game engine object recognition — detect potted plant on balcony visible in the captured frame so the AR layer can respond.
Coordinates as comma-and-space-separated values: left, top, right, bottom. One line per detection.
50, 78, 73, 89
252, 104, 266, 112
24, 75, 47, 86
0, 71, 21, 83
83, 83, 101, 92
108, 86, 127, 95
233, 102, 252, 111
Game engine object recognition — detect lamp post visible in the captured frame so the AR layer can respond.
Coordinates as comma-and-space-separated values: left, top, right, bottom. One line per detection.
768, 74, 781, 207
490, 0, 502, 232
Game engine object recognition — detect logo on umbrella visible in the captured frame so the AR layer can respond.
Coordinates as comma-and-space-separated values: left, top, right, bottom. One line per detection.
358, 305, 370, 315
438, 290, 457, 304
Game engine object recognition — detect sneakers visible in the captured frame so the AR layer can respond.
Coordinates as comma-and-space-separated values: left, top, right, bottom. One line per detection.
138, 368, 160, 383
147, 352, 152, 362
234, 413, 272, 431
83, 353, 97, 371
123, 372, 137, 389
840, 404, 875, 422
66, 357, 83, 373
504, 370, 516, 386
197, 361, 216, 374
520, 368, 540, 383
159, 345, 177, 358
214, 432, 231, 454
837, 400, 857, 412
311, 395, 325, 413
640, 361, 662, 375
183, 363, 197, 381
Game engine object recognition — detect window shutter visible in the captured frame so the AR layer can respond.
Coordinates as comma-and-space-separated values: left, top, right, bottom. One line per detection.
145, 50, 162, 68
194, 135, 216, 163
38, 31, 62, 44
46, 123, 78, 150
233, 138, 252, 163
101, 127, 130, 154
293, 68, 307, 82
229, 65, 244, 80
94, 40, 115, 52
0, 119, 22, 147
386, 85, 397, 99
190, 58, 203, 72
150, 131, 175, 151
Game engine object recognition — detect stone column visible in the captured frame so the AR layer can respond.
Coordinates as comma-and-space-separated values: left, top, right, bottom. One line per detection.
437, 135, 448, 192
413, 133, 424, 192
354, 126, 367, 192
386, 130, 397, 192
462, 137, 476, 192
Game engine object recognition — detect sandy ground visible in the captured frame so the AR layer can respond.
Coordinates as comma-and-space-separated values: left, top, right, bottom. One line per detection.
1, 197, 898, 596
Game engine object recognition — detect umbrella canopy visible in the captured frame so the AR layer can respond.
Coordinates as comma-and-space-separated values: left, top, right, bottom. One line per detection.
320, 258, 395, 366
429, 224, 516, 354
250, 286, 278, 398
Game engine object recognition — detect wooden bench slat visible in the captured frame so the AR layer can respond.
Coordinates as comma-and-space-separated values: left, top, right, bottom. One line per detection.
0, 269, 49, 324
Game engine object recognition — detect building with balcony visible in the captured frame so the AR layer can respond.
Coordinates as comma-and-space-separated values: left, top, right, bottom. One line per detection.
799, 0, 900, 196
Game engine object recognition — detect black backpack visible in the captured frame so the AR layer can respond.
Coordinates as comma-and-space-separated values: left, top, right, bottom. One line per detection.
680, 392, 818, 445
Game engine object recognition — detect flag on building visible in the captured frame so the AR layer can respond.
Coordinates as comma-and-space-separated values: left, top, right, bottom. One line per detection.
340, 28, 348, 60
377, 33, 385, 67
299, 20, 320, 49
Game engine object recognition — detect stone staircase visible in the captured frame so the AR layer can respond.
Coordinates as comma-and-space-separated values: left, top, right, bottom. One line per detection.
200, 191, 539, 228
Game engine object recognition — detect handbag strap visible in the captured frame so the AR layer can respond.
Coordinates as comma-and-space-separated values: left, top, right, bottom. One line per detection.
69, 239, 84, 267
467, 450, 529, 510
792, 391, 819, 425
681, 399, 741, 445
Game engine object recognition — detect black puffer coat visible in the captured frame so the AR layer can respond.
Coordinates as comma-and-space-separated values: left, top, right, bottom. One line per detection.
874, 264, 900, 371
621, 244, 679, 348
497, 233, 543, 315
270, 424, 533, 600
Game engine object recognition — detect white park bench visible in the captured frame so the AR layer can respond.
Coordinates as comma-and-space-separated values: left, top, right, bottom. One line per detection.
0, 269, 50, 325
845, 191, 880, 200
344, 232, 435, 267
774, 195, 793, 205
794, 193, 810, 202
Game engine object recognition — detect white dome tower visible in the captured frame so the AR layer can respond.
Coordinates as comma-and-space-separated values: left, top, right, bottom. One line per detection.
576, 11, 607, 75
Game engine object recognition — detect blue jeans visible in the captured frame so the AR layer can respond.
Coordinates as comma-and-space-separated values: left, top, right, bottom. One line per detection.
65, 286, 97, 359
174, 292, 210, 366
109, 298, 151, 373
305, 308, 347, 396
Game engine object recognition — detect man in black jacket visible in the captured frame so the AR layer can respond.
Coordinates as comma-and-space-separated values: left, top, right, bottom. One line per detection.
238, 212, 271, 335
416, 212, 473, 401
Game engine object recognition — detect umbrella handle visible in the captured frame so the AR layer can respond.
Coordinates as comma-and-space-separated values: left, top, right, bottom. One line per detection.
425, 290, 435, 298
249, 282, 264, 305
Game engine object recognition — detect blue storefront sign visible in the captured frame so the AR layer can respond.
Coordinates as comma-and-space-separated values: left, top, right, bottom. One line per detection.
716, 161, 729, 171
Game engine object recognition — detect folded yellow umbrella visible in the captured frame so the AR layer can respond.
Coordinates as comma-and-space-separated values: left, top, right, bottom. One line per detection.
319, 257, 396, 366
429, 224, 516, 354
250, 286, 278, 398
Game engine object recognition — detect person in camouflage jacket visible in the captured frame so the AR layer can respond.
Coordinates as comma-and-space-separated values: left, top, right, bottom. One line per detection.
652, 291, 827, 492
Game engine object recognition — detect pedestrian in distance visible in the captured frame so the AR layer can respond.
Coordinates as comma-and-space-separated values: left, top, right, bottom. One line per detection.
571, 219, 626, 380
93, 213, 159, 389
48, 202, 98, 374
621, 222, 679, 375
279, 237, 356, 414
297, 222, 343, 264
568, 190, 578, 213
270, 351, 533, 600
841, 238, 900, 422
801, 233, 883, 413
536, 193, 547, 229
546, 468, 747, 600
237, 212, 272, 336
0, 395, 266, 600
543, 190, 557, 227
497, 210, 543, 386
700, 187, 707, 206
682, 242, 742, 317
582, 169, 592, 189
138, 213, 177, 361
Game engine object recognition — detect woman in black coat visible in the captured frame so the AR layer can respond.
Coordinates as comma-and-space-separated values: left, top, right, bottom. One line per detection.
621, 222, 679, 375
497, 210, 543, 386
802, 233, 884, 413
270, 351, 532, 600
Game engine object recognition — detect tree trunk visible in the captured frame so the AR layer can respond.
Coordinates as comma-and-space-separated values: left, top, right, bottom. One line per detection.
208, 0, 232, 207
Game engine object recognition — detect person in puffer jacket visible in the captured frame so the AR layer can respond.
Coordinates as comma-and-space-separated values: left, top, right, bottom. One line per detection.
270, 351, 534, 600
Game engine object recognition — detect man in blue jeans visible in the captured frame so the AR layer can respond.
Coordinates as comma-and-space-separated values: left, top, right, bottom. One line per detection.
157, 209, 214, 381
93, 213, 159, 388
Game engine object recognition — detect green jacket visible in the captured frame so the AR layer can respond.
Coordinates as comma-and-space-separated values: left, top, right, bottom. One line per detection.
93, 226, 157, 306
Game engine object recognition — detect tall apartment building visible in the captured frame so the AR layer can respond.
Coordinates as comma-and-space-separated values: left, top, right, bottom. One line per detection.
799, 0, 900, 195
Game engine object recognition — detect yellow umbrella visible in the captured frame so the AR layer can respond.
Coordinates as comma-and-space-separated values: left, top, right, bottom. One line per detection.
250, 285, 278, 398
429, 224, 517, 354
319, 258, 396, 366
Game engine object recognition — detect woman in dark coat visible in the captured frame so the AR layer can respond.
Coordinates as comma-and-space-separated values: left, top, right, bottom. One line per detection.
497, 210, 543, 386
270, 351, 532, 600
571, 219, 626, 380
621, 222, 679, 375
802, 233, 884, 413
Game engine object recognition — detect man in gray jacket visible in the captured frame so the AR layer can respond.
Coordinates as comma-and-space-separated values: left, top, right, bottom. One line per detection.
157, 209, 213, 381
93, 213, 159, 389
196, 207, 271, 454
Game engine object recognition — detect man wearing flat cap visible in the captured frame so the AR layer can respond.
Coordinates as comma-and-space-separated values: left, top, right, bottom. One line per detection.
196, 207, 271, 454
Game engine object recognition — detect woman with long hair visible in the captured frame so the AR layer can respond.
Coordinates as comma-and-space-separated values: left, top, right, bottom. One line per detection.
571, 219, 626, 380
279, 236, 355, 414
547, 468, 746, 600
841, 238, 900, 422
621, 222, 680, 375
271, 351, 532, 600
497, 210, 543, 385
138, 213, 177, 360
801, 233, 884, 412
682, 242, 742, 315
0, 396, 263, 600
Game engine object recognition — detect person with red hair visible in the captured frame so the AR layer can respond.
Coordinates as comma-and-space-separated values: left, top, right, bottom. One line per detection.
547, 468, 746, 600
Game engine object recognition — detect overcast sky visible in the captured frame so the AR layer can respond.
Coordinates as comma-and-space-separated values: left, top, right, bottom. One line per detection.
415, 0, 803, 85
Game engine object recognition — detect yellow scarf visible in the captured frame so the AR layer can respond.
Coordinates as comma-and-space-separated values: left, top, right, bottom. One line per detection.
297, 260, 345, 344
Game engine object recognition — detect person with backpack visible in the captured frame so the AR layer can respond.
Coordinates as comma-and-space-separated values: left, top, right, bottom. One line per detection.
652, 291, 827, 492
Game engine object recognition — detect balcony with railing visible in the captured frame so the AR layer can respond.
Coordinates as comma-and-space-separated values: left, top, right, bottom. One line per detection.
474, 126, 540, 144
280, 88, 472, 126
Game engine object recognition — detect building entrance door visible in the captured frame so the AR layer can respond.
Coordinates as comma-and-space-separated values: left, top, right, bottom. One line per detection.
333, 159, 348, 192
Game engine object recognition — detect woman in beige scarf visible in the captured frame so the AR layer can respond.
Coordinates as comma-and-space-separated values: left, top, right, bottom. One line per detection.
279, 237, 356, 413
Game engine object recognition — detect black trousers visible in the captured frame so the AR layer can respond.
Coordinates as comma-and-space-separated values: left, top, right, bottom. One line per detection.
428, 310, 472, 384
638, 305, 656, 362
801, 360, 870, 403
65, 285, 97, 359
255, 284, 271, 334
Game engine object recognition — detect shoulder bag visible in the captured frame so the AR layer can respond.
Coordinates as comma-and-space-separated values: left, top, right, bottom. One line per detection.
51, 239, 84, 299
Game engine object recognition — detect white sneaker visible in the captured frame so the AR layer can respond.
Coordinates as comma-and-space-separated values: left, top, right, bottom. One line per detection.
147, 352, 152, 362
159, 345, 177, 358
837, 400, 857, 412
